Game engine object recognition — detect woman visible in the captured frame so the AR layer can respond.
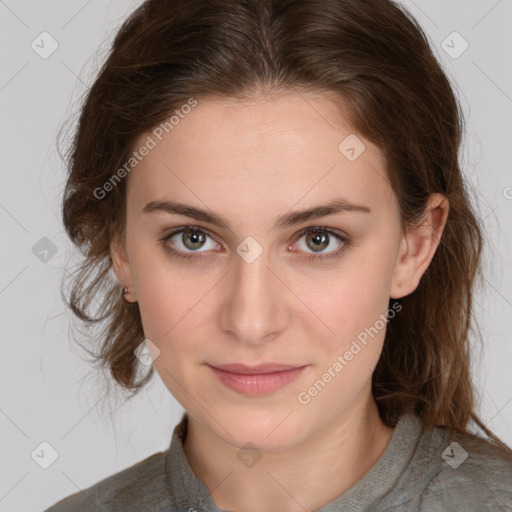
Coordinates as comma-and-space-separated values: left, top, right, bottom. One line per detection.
46, 0, 512, 510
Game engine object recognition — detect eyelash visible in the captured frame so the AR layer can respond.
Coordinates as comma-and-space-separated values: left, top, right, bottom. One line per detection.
159, 225, 351, 263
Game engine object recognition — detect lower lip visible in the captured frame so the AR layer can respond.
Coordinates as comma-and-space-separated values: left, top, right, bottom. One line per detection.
208, 365, 307, 396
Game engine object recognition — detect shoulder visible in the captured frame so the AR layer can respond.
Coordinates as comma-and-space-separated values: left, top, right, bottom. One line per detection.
43, 450, 172, 511
418, 426, 512, 510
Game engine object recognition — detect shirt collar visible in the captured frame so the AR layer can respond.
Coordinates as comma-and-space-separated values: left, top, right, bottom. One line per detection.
165, 412, 228, 511
317, 410, 441, 511
164, 410, 440, 511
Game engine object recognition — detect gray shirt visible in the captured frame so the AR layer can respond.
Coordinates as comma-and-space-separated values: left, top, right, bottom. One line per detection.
44, 411, 512, 511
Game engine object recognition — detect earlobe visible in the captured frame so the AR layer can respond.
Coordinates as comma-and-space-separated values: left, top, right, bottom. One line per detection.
390, 193, 449, 299
110, 238, 137, 303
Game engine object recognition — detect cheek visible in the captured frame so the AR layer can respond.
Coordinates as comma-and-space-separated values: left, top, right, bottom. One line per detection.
131, 253, 216, 374
129, 241, 197, 336
137, 272, 208, 408
137, 280, 204, 353
302, 250, 394, 348
296, 268, 391, 417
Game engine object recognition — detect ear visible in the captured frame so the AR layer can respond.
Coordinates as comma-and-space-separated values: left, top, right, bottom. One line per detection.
110, 235, 137, 303
390, 193, 449, 299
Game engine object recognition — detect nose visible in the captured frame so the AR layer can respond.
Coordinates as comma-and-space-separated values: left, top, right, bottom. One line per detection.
219, 247, 290, 346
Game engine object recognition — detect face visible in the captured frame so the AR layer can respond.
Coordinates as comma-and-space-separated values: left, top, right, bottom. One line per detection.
114, 91, 407, 450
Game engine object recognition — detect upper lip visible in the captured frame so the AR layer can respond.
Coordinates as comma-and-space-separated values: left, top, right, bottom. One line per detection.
208, 363, 306, 374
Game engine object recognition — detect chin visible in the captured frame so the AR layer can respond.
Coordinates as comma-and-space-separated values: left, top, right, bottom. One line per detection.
209, 406, 312, 452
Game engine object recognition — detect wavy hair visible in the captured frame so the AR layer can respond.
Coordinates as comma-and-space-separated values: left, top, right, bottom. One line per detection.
59, 0, 511, 454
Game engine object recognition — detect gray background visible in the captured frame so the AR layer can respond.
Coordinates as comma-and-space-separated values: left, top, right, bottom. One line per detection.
0, 1, 511, 510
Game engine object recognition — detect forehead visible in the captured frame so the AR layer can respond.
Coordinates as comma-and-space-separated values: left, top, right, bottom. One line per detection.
126, 92, 395, 223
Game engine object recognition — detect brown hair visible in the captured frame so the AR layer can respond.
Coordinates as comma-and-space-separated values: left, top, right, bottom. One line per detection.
60, 0, 512, 454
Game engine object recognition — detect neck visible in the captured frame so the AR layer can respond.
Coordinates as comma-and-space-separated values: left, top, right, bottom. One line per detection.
183, 392, 395, 512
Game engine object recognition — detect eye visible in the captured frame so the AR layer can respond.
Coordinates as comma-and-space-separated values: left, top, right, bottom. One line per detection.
161, 226, 219, 260
160, 225, 351, 262
291, 226, 349, 262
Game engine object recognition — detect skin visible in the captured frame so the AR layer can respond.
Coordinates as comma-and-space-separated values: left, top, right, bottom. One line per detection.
111, 91, 449, 512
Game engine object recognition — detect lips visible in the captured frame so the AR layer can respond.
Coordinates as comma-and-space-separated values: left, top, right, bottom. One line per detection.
209, 363, 304, 374
207, 363, 307, 395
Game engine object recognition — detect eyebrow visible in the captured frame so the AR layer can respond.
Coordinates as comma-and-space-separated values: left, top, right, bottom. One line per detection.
142, 198, 371, 231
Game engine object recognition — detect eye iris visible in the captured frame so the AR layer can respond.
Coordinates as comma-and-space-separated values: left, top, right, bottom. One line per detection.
306, 231, 328, 252
183, 229, 206, 250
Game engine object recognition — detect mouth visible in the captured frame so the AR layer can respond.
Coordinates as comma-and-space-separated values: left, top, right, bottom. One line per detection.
207, 363, 307, 396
